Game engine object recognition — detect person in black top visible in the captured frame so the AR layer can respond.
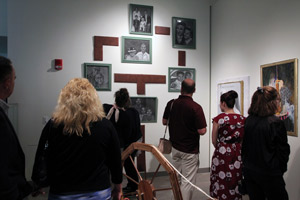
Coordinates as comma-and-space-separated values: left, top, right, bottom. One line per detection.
104, 88, 142, 193
32, 78, 122, 200
0, 56, 35, 200
242, 86, 290, 200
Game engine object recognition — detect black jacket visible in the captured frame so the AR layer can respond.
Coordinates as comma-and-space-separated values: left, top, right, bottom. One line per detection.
242, 115, 290, 176
103, 104, 142, 149
0, 107, 32, 200
32, 119, 122, 194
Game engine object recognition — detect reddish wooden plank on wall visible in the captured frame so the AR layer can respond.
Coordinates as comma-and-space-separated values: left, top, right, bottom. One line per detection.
137, 125, 146, 172
178, 51, 186, 66
114, 74, 166, 95
94, 36, 119, 61
155, 26, 170, 35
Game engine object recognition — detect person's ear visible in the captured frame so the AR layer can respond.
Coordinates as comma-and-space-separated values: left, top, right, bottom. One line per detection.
3, 78, 11, 90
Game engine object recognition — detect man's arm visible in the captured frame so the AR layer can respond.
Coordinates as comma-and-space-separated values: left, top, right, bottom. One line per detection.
197, 127, 206, 136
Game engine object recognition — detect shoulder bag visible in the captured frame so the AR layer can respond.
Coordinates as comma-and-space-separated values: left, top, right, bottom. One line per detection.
158, 100, 174, 154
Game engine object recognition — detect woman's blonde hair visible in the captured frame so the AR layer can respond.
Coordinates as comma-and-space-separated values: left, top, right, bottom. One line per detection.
52, 78, 105, 136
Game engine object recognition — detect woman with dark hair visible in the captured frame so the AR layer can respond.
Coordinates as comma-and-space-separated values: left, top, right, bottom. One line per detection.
210, 90, 245, 200
103, 88, 142, 193
242, 86, 290, 200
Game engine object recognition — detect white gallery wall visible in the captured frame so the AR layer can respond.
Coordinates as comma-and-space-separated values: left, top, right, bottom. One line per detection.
7, 0, 211, 178
211, 0, 300, 199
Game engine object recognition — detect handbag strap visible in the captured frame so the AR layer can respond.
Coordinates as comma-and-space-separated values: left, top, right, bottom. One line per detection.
163, 99, 175, 138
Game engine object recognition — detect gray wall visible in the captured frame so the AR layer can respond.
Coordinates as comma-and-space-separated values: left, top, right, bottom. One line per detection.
211, 0, 300, 199
7, 0, 211, 178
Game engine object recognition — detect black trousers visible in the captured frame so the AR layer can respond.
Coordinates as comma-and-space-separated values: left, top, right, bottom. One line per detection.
244, 170, 289, 200
124, 151, 139, 189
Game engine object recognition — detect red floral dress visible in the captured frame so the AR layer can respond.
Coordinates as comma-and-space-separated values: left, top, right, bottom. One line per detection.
210, 113, 245, 200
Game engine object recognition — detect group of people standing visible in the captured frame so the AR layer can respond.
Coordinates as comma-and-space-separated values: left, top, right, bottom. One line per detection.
163, 79, 290, 200
0, 56, 142, 200
132, 8, 151, 33
0, 55, 290, 200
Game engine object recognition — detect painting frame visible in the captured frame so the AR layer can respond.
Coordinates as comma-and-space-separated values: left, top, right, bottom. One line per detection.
261, 58, 298, 137
172, 17, 196, 49
83, 63, 111, 91
168, 67, 196, 92
121, 36, 152, 64
130, 97, 158, 123
129, 4, 153, 36
217, 81, 244, 116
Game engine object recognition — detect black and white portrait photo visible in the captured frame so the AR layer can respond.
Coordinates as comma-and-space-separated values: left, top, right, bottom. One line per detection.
129, 4, 153, 36
172, 17, 196, 49
168, 67, 196, 92
131, 97, 157, 123
122, 36, 152, 64
84, 63, 111, 91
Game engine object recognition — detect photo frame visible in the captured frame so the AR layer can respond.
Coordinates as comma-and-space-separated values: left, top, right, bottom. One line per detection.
168, 67, 196, 92
129, 4, 153, 36
83, 63, 111, 91
172, 17, 196, 49
121, 36, 152, 64
131, 97, 157, 123
217, 81, 244, 115
261, 58, 298, 137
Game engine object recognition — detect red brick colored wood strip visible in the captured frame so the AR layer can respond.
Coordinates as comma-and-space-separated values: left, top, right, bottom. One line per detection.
94, 36, 119, 61
178, 51, 186, 66
114, 74, 166, 95
155, 26, 170, 35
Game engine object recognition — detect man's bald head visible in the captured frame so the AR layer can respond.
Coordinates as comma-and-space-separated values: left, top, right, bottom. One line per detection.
181, 78, 195, 95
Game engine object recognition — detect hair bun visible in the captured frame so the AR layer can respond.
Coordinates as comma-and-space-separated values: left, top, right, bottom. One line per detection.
228, 90, 238, 99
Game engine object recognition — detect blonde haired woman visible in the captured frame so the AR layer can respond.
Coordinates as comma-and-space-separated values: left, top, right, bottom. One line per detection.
32, 78, 122, 200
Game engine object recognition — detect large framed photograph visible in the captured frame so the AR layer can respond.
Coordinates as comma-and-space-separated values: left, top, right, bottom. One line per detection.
121, 36, 152, 64
172, 17, 196, 49
217, 81, 244, 115
168, 67, 196, 92
83, 63, 111, 91
129, 4, 153, 36
261, 58, 298, 137
131, 97, 157, 123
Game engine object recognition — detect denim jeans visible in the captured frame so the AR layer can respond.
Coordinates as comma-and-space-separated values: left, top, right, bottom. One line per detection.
48, 188, 111, 200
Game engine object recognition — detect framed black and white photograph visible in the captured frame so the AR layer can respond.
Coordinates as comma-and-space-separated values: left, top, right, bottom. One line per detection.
131, 97, 157, 123
129, 4, 153, 36
168, 67, 196, 92
121, 36, 152, 64
172, 17, 196, 49
83, 63, 111, 91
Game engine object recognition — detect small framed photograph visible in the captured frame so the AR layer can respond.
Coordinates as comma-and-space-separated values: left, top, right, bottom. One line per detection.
172, 17, 196, 49
83, 63, 111, 91
121, 36, 152, 64
129, 4, 153, 36
168, 67, 196, 92
261, 58, 298, 137
131, 97, 157, 123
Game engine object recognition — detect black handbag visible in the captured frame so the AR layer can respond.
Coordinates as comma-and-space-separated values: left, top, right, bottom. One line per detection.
32, 121, 51, 188
238, 174, 247, 195
32, 141, 49, 187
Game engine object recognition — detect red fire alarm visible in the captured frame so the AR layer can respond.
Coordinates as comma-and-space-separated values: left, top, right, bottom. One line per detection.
55, 59, 63, 70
